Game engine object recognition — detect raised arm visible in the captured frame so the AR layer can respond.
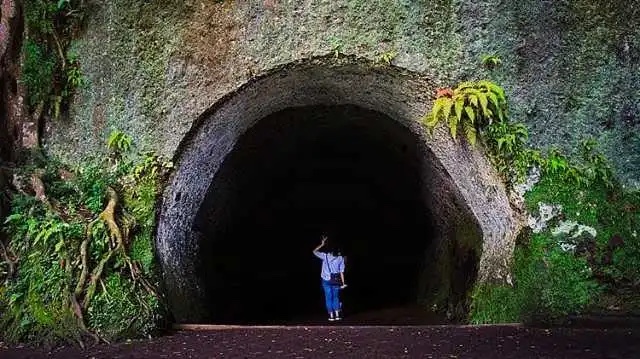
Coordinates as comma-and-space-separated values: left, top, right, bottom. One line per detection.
312, 236, 328, 258
339, 256, 347, 288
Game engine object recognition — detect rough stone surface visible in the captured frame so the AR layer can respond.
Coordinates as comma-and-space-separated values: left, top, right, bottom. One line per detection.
34, 0, 640, 321
552, 220, 598, 253
47, 0, 640, 187
528, 202, 563, 234
155, 59, 521, 322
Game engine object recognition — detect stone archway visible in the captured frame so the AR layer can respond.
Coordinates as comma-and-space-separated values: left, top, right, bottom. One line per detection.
156, 57, 521, 323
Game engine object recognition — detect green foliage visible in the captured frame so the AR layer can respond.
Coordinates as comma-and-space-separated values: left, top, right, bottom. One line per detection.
423, 80, 508, 145
63, 41, 86, 99
470, 233, 599, 324
87, 273, 160, 339
22, 0, 86, 116
107, 130, 133, 157
469, 283, 520, 324
24, 0, 58, 36
442, 65, 640, 326
525, 159, 640, 287
576, 139, 615, 189
22, 40, 56, 108
453, 76, 638, 323
484, 114, 615, 188
481, 54, 502, 70
1, 200, 85, 343
484, 120, 542, 183
376, 50, 398, 65
473, 132, 639, 323
1, 134, 171, 344
327, 36, 344, 58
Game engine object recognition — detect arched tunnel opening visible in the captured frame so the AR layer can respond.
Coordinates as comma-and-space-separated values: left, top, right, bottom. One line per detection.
191, 105, 480, 324
156, 60, 520, 326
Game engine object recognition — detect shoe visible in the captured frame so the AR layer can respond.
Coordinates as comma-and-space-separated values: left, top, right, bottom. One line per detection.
328, 317, 336, 322
334, 316, 342, 321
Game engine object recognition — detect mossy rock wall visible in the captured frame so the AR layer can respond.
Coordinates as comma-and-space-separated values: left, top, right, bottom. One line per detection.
47, 0, 640, 187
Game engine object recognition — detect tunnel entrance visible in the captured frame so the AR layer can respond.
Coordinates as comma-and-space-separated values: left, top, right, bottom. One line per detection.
194, 105, 435, 324
156, 58, 520, 325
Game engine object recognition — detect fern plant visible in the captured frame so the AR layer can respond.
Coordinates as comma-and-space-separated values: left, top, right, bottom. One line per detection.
578, 139, 614, 188
376, 50, 398, 65
1, 133, 170, 344
107, 130, 132, 156
423, 80, 508, 145
481, 54, 502, 70
485, 120, 538, 182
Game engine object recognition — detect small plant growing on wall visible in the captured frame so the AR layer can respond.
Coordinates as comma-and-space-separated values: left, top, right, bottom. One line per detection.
376, 50, 398, 65
422, 80, 508, 145
107, 130, 133, 155
481, 54, 502, 70
327, 36, 344, 58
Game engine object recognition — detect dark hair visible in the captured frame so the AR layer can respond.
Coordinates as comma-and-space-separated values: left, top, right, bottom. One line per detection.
326, 242, 343, 257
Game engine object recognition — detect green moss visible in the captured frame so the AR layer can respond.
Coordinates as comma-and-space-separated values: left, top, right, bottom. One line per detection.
525, 173, 607, 233
472, 88, 637, 323
469, 284, 520, 324
525, 169, 640, 283
55, 0, 189, 156
87, 273, 160, 339
470, 232, 599, 324
472, 137, 639, 323
1, 135, 170, 344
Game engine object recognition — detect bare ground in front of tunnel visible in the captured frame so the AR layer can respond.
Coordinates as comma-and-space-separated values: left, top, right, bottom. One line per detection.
3, 325, 640, 358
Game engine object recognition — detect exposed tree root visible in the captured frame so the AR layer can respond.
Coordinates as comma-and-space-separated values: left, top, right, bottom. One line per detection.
0, 239, 17, 280
81, 247, 116, 310
30, 170, 49, 206
74, 237, 89, 297
9, 167, 160, 342
77, 186, 157, 310
101, 187, 124, 249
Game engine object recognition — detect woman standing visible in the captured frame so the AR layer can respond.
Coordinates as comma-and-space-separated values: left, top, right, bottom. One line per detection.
312, 235, 347, 321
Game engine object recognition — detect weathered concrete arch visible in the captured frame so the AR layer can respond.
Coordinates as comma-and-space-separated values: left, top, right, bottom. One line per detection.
156, 57, 521, 323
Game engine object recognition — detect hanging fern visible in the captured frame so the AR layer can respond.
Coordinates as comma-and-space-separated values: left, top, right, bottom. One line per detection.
422, 80, 508, 145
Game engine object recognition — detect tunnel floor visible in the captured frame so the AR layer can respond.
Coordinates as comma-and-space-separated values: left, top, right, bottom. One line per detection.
192, 105, 447, 324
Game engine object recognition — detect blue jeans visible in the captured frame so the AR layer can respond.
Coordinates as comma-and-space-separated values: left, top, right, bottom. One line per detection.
321, 280, 341, 313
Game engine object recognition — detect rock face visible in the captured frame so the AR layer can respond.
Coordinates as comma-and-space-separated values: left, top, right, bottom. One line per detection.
155, 59, 521, 322
38, 0, 638, 321
48, 0, 640, 186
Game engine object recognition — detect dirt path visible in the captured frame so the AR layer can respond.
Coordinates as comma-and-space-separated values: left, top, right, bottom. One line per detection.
2, 325, 639, 358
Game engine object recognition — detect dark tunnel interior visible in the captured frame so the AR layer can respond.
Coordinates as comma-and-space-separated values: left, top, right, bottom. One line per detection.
193, 105, 441, 324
